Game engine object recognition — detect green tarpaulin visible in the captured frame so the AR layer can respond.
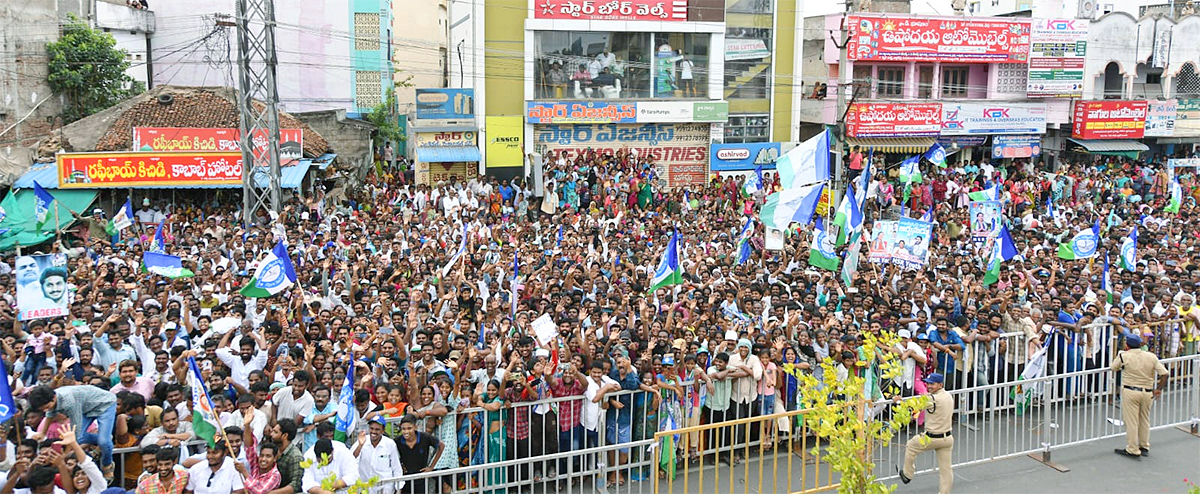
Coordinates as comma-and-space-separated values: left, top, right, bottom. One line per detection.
0, 189, 98, 251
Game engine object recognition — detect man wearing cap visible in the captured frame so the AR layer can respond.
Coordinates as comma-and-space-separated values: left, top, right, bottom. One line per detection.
136, 198, 159, 226
899, 372, 954, 493
1110, 333, 1168, 459
352, 417, 402, 494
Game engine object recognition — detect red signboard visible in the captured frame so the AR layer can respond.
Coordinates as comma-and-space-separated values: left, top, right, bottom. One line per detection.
533, 0, 687, 21
846, 15, 1030, 63
58, 152, 244, 188
845, 103, 943, 137
133, 127, 304, 160
1071, 100, 1148, 139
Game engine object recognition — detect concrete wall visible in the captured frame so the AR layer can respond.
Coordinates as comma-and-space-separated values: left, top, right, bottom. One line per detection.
1086, 13, 1200, 99
293, 109, 374, 169
393, 0, 448, 114
150, 0, 356, 114
0, 0, 65, 183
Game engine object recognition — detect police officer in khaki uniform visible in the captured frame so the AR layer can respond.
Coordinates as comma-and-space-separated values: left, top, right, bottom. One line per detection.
899, 372, 954, 493
1110, 333, 1168, 458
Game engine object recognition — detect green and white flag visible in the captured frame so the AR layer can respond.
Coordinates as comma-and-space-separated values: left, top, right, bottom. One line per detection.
240, 240, 297, 298
982, 225, 1017, 286
1119, 226, 1138, 272
1165, 177, 1182, 213
808, 220, 840, 272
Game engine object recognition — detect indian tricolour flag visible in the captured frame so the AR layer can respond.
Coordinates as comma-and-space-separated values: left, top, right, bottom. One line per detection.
240, 240, 297, 298
187, 357, 221, 446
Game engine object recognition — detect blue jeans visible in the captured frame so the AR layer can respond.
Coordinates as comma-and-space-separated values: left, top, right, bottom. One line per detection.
78, 403, 117, 467
557, 424, 585, 474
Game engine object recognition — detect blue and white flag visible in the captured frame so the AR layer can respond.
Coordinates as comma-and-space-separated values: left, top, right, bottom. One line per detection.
239, 241, 297, 298
735, 215, 754, 265
1102, 253, 1111, 293
441, 223, 469, 277
743, 165, 764, 197
776, 129, 830, 189
919, 207, 933, 223
150, 218, 166, 253
333, 358, 356, 443
0, 359, 15, 423
924, 142, 947, 168
33, 182, 54, 232
649, 231, 683, 293
112, 199, 134, 231
1120, 226, 1138, 272
556, 225, 564, 247
509, 253, 520, 321
759, 183, 825, 230
143, 251, 194, 278
1057, 219, 1101, 260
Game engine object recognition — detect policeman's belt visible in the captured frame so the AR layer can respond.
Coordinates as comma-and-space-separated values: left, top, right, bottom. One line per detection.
925, 431, 951, 438
1123, 385, 1153, 393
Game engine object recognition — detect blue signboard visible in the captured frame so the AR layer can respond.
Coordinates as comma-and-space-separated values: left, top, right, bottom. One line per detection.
991, 135, 1042, 159
710, 142, 782, 171
415, 89, 475, 120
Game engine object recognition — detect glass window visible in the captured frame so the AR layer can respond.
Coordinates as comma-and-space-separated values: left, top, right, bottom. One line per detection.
918, 66, 934, 99
724, 27, 772, 100
533, 31, 709, 100
941, 66, 969, 97
877, 67, 904, 98
725, 114, 770, 143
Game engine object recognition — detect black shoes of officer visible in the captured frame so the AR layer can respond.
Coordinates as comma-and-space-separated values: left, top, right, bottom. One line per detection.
1114, 448, 1142, 459
1140, 448, 1149, 457
897, 466, 911, 484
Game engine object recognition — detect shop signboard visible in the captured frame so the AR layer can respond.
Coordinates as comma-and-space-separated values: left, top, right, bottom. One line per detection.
846, 103, 942, 137
635, 101, 729, 123
415, 88, 475, 120
1071, 100, 1148, 139
533, 0, 687, 21
526, 101, 638, 124
57, 152, 244, 188
1144, 99, 1177, 137
940, 101, 1047, 135
1027, 18, 1088, 98
846, 15, 1031, 63
133, 127, 304, 160
991, 135, 1042, 159
710, 142, 781, 171
1176, 99, 1200, 137
725, 39, 770, 61
415, 132, 479, 185
533, 122, 709, 187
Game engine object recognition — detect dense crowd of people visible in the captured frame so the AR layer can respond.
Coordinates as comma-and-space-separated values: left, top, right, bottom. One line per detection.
0, 145, 1198, 494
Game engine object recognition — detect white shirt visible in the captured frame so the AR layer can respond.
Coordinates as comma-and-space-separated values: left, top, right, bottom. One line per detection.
356, 436, 405, 494
230, 408, 269, 442
582, 375, 616, 431
214, 347, 268, 389
271, 387, 315, 424
302, 443, 359, 494
186, 457, 245, 494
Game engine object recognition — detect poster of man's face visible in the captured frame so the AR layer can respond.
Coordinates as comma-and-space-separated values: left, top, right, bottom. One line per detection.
17, 254, 70, 321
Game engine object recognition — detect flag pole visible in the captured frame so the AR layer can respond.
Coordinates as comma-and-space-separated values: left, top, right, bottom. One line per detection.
53, 202, 60, 244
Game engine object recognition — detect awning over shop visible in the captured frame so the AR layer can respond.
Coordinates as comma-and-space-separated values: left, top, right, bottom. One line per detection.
1067, 138, 1149, 159
258, 161, 311, 189
1153, 137, 1200, 144
845, 137, 936, 154
0, 188, 99, 251
417, 146, 482, 163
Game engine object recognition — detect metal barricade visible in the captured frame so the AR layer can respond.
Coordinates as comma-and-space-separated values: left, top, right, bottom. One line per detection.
650, 405, 840, 494
370, 387, 659, 494
872, 353, 1200, 481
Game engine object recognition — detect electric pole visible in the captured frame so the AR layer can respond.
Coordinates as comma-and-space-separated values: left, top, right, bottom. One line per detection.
830, 11, 853, 216
235, 0, 283, 224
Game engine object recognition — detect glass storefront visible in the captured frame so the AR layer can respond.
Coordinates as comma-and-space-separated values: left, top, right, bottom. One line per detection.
534, 31, 711, 100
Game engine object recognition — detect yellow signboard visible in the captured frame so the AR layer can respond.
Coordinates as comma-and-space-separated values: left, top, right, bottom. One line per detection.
485, 116, 524, 168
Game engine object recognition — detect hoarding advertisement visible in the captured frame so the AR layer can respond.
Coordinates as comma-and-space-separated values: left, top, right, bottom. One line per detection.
1027, 19, 1088, 98
526, 101, 638, 124
533, 0, 687, 21
940, 102, 1047, 135
415, 88, 476, 120
534, 123, 709, 188
1144, 99, 1177, 137
846, 15, 1031, 63
133, 127, 304, 160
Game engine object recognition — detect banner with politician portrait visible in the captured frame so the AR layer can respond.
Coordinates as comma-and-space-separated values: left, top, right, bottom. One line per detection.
868, 221, 897, 265
15, 254, 70, 321
891, 218, 935, 270
969, 201, 1003, 245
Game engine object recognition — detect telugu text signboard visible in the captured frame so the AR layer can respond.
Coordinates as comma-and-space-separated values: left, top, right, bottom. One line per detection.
133, 127, 304, 160
846, 103, 942, 137
57, 152, 244, 188
526, 101, 638, 124
533, 0, 687, 21
1071, 100, 1148, 140
846, 15, 1031, 63
533, 123, 709, 188
1027, 18, 1088, 98
1144, 99, 1177, 137
1177, 99, 1200, 137
940, 101, 1047, 135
